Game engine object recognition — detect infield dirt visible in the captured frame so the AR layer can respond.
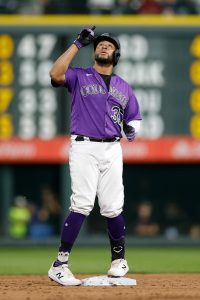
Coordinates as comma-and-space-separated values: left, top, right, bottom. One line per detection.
0, 274, 200, 300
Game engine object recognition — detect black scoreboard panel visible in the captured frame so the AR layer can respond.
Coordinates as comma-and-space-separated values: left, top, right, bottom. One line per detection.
115, 31, 200, 139
1, 23, 200, 141
0, 32, 70, 140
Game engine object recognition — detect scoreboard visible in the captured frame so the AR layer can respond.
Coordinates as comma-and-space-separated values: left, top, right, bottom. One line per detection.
0, 32, 66, 140
1, 15, 200, 163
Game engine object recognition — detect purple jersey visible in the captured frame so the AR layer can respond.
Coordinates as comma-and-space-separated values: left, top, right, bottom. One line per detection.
64, 66, 141, 139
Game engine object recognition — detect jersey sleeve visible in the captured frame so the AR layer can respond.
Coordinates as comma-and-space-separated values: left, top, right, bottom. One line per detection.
123, 87, 142, 123
64, 67, 78, 92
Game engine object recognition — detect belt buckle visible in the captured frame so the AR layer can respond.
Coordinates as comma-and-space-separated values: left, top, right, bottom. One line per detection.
75, 135, 84, 141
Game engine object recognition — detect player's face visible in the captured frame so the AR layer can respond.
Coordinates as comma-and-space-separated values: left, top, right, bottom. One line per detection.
94, 41, 116, 65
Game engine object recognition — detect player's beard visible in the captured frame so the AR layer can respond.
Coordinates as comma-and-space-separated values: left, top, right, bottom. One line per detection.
95, 53, 114, 66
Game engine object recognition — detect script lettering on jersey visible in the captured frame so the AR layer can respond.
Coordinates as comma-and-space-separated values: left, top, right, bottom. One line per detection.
80, 84, 106, 97
111, 106, 123, 125
109, 86, 128, 109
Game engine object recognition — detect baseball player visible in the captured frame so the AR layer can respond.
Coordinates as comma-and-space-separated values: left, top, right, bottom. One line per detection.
48, 26, 142, 286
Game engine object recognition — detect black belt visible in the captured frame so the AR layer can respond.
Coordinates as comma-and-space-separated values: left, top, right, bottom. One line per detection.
75, 135, 120, 142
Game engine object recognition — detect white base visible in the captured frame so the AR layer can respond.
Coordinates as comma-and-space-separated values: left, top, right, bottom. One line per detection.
81, 275, 137, 286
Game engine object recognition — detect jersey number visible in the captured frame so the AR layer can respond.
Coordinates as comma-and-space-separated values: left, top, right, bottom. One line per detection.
111, 106, 123, 125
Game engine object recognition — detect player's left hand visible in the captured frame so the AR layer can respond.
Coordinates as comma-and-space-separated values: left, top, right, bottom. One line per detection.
74, 26, 96, 49
123, 121, 136, 141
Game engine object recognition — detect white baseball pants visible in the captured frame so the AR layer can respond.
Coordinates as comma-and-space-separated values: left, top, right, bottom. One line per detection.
69, 137, 124, 218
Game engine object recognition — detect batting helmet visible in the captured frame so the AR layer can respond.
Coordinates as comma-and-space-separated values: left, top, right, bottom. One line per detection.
93, 33, 121, 66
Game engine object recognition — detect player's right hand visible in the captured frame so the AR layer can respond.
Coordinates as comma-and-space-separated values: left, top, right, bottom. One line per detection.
74, 26, 96, 49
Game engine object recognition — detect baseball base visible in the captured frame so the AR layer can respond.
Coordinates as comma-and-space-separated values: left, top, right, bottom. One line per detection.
81, 275, 137, 286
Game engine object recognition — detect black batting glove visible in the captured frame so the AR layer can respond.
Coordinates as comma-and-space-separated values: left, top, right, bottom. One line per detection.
74, 26, 96, 49
123, 121, 136, 142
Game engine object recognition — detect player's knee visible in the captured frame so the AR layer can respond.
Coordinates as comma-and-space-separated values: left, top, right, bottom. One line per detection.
100, 208, 123, 218
69, 204, 93, 216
